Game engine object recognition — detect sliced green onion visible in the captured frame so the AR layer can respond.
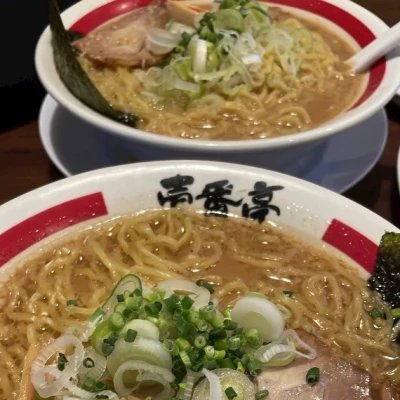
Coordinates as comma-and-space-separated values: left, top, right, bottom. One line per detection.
223, 307, 233, 318
205, 345, 215, 360
57, 353, 68, 371
145, 301, 163, 316
116, 294, 124, 303
283, 291, 293, 297
306, 367, 320, 383
164, 339, 180, 356
105, 331, 119, 346
109, 312, 125, 330
247, 358, 261, 376
176, 337, 192, 353
192, 362, 204, 372
255, 389, 269, 399
125, 329, 138, 343
125, 296, 142, 311
66, 299, 78, 307
146, 316, 160, 326
225, 386, 238, 400
200, 304, 216, 321
181, 295, 195, 310
83, 357, 95, 368
164, 294, 182, 313
391, 308, 400, 319
94, 381, 107, 392
227, 336, 242, 351
102, 342, 114, 356
146, 288, 166, 302
219, 358, 235, 369
246, 328, 262, 349
236, 361, 245, 373
214, 339, 228, 351
180, 350, 192, 368
197, 319, 209, 332
114, 303, 125, 314
176, 317, 193, 338
81, 376, 96, 391
204, 359, 219, 370
224, 319, 238, 330
132, 288, 142, 297
213, 349, 226, 360
196, 279, 215, 294
369, 308, 384, 319
194, 335, 207, 349
122, 308, 138, 321
209, 327, 227, 341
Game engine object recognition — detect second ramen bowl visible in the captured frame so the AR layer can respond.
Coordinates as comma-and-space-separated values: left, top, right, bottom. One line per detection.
35, 0, 400, 173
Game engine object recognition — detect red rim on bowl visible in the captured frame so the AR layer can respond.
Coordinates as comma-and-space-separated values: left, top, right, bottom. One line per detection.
70, 0, 386, 110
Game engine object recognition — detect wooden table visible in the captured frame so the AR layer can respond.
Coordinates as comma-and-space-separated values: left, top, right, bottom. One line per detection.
0, 0, 399, 226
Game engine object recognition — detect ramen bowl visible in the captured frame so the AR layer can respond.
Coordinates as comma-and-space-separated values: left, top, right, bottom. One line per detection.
35, 0, 400, 173
0, 160, 399, 399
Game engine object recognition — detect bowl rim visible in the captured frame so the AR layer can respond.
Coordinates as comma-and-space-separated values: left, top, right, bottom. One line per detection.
35, 0, 400, 153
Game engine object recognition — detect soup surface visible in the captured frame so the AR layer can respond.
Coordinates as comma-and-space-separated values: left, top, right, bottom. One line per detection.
0, 208, 399, 399
74, 2, 365, 140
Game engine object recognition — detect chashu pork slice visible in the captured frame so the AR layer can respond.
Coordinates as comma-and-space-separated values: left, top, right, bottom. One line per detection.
259, 330, 397, 400
72, 2, 169, 67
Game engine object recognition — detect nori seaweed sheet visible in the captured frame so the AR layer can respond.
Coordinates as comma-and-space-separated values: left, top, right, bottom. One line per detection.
49, 0, 137, 126
368, 232, 400, 309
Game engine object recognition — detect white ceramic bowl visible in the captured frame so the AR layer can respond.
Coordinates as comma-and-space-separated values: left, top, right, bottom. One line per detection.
0, 161, 398, 279
35, 0, 400, 173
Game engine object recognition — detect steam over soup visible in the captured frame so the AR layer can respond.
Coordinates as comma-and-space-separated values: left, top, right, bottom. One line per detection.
59, 0, 366, 140
1, 208, 399, 400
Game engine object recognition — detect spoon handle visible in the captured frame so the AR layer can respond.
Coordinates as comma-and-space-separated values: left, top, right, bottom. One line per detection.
347, 21, 400, 73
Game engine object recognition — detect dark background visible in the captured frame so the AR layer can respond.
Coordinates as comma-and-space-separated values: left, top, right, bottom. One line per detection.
0, 0, 76, 132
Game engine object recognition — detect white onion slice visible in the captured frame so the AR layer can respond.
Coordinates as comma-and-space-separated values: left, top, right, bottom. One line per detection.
231, 293, 285, 342
31, 334, 84, 398
113, 360, 175, 398
192, 39, 208, 73
286, 329, 317, 359
202, 369, 223, 400
78, 347, 106, 382
241, 54, 262, 65
157, 279, 210, 309
147, 28, 180, 55
174, 79, 200, 92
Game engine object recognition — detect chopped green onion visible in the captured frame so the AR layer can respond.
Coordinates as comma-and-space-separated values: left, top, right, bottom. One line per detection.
245, 328, 262, 349
225, 386, 237, 400
200, 304, 216, 321
116, 294, 124, 303
181, 295, 195, 310
176, 337, 192, 352
102, 342, 114, 356
146, 316, 160, 326
165, 294, 182, 313
241, 354, 250, 366
105, 331, 119, 346
283, 291, 293, 297
223, 307, 233, 318
247, 358, 261, 376
236, 361, 245, 373
213, 349, 226, 360
83, 357, 95, 368
81, 377, 96, 391
196, 279, 215, 294
172, 357, 187, 384
214, 339, 228, 351
255, 389, 269, 399
306, 367, 320, 384
164, 339, 180, 356
176, 317, 193, 338
227, 336, 242, 350
209, 327, 227, 341
145, 301, 163, 316
132, 288, 142, 297
219, 358, 235, 369
194, 335, 207, 349
197, 319, 209, 332
146, 288, 166, 302
57, 353, 68, 371
94, 381, 107, 392
125, 296, 142, 311
391, 308, 400, 319
180, 350, 192, 368
205, 345, 215, 360
114, 303, 126, 314
224, 319, 238, 330
66, 299, 78, 307
95, 395, 109, 399
192, 361, 204, 372
124, 329, 138, 343
370, 308, 384, 319
204, 359, 219, 370
109, 312, 125, 330
122, 308, 138, 321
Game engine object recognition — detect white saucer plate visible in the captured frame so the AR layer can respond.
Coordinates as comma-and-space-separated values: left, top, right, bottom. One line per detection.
39, 95, 388, 194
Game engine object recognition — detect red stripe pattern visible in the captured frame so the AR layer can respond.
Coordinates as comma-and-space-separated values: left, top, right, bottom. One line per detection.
322, 218, 378, 273
0, 193, 108, 268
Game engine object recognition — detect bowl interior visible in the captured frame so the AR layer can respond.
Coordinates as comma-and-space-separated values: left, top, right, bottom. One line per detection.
0, 161, 397, 279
